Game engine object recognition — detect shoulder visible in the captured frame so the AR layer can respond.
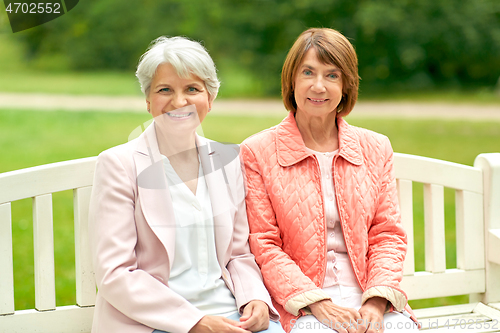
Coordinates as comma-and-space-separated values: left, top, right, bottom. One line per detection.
339, 119, 394, 169
343, 120, 393, 152
240, 126, 278, 167
241, 124, 279, 153
95, 139, 138, 173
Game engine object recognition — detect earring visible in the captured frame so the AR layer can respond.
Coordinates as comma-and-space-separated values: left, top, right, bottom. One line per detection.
337, 96, 345, 114
208, 108, 211, 112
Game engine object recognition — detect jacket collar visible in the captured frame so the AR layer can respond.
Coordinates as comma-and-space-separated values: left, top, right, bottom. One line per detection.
133, 121, 234, 268
276, 112, 363, 167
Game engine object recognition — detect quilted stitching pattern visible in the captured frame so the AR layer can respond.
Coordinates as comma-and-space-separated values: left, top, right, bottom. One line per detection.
241, 113, 410, 332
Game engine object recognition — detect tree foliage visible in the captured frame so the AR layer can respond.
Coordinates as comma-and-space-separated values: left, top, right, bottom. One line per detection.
14, 0, 500, 95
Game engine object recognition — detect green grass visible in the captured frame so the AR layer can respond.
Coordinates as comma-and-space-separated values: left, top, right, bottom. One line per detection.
1, 108, 499, 311
359, 87, 500, 105
345, 116, 500, 166
0, 71, 143, 96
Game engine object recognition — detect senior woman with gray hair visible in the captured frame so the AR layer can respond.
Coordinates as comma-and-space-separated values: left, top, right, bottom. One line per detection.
88, 36, 282, 333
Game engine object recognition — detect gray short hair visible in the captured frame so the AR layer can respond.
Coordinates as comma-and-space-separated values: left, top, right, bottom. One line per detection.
136, 36, 220, 100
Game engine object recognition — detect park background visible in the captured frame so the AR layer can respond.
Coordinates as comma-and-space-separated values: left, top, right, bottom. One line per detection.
1, 0, 499, 314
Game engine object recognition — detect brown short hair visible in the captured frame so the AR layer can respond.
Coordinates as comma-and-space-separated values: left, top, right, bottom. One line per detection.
281, 28, 359, 117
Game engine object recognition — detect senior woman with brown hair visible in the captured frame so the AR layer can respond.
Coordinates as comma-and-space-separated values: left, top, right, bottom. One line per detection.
240, 28, 419, 333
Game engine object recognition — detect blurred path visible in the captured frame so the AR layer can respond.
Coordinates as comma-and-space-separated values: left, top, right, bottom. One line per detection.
1, 92, 500, 120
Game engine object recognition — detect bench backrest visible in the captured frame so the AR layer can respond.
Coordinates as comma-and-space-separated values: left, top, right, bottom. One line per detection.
395, 153, 485, 300
1, 153, 499, 333
0, 157, 96, 333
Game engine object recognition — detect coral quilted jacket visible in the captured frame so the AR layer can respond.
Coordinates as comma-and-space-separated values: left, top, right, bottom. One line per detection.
241, 113, 415, 332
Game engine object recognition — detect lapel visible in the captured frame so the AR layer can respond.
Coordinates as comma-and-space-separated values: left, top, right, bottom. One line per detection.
133, 122, 177, 266
133, 126, 238, 270
197, 135, 236, 267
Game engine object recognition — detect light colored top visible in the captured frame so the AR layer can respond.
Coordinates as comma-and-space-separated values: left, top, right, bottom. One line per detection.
162, 155, 238, 316
307, 148, 358, 288
89, 126, 278, 333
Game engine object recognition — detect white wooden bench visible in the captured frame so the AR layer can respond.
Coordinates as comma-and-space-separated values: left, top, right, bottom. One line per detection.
0, 152, 499, 333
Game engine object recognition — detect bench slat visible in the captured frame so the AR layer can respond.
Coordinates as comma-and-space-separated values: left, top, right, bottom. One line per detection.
33, 194, 56, 311
405, 303, 500, 332
475, 302, 500, 320
402, 269, 485, 300
397, 179, 415, 275
0, 157, 96, 204
418, 313, 490, 331
413, 303, 478, 319
424, 184, 446, 273
456, 190, 485, 270
419, 325, 500, 332
74, 186, 96, 306
394, 153, 483, 193
0, 305, 93, 333
0, 202, 15, 315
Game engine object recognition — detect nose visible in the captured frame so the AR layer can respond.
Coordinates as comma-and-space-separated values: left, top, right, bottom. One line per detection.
311, 76, 326, 93
172, 92, 189, 109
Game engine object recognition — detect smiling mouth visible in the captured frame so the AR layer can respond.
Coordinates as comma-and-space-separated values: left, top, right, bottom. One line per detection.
167, 112, 194, 119
308, 98, 328, 103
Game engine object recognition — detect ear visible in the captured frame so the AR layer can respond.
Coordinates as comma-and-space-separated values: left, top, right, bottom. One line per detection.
146, 99, 151, 113
208, 97, 213, 112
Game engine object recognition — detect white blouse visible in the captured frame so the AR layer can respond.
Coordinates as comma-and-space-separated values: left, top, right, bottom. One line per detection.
162, 155, 238, 316
307, 148, 358, 288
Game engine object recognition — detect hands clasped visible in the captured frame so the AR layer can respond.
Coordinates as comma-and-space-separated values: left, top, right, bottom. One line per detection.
309, 298, 386, 333
189, 300, 270, 333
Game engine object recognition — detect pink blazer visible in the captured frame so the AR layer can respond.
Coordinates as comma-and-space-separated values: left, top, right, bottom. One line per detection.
89, 123, 278, 333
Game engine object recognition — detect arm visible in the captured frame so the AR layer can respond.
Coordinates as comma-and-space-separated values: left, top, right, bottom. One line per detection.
89, 150, 204, 332
224, 153, 279, 323
240, 143, 329, 315
361, 138, 408, 318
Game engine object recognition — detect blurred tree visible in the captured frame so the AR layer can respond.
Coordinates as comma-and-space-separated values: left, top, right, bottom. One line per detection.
13, 0, 500, 95
354, 0, 500, 92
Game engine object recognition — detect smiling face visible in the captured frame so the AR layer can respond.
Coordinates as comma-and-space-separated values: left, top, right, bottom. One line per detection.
293, 48, 343, 120
146, 62, 212, 131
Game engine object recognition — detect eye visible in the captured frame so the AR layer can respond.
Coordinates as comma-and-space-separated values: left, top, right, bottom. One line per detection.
158, 87, 171, 93
328, 72, 340, 79
187, 86, 200, 93
303, 69, 313, 76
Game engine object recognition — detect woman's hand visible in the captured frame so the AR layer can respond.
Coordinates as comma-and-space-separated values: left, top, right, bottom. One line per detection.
309, 299, 366, 333
239, 300, 270, 332
358, 297, 387, 333
188, 316, 250, 333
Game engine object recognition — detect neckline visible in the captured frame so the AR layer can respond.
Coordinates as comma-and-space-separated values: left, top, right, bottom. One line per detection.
162, 154, 203, 198
306, 147, 339, 157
